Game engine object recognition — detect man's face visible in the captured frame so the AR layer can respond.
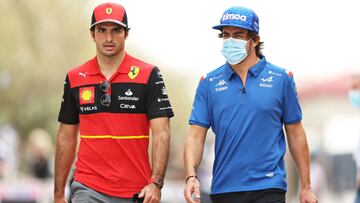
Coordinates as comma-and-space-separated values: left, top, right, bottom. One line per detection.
220, 26, 258, 51
221, 26, 249, 40
351, 74, 360, 91
91, 22, 127, 57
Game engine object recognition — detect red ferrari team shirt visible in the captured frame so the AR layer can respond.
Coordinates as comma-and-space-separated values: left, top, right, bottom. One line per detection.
58, 53, 174, 198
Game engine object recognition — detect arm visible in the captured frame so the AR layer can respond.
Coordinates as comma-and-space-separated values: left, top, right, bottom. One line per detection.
139, 117, 171, 203
54, 123, 79, 203
285, 122, 317, 203
183, 125, 208, 203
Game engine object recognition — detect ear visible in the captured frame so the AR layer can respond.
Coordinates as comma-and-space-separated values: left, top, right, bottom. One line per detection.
124, 30, 129, 39
251, 35, 260, 48
90, 30, 95, 42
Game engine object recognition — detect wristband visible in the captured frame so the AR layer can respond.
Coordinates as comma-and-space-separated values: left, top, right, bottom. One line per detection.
148, 177, 163, 189
185, 175, 198, 183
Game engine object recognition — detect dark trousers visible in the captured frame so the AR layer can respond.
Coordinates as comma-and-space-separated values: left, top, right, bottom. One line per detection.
210, 188, 286, 203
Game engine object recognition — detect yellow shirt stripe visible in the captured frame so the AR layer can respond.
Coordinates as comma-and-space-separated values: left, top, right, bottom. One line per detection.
80, 135, 149, 139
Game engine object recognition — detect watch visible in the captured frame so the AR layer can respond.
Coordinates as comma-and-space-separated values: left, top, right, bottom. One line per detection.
148, 177, 164, 189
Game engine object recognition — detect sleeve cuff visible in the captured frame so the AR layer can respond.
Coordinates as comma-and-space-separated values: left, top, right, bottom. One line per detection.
189, 120, 210, 129
284, 117, 302, 125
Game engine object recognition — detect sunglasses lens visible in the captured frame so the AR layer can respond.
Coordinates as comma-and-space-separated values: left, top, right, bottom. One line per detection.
100, 94, 111, 107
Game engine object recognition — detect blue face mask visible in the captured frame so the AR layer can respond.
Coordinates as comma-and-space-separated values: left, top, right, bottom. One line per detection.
349, 90, 360, 108
221, 38, 250, 65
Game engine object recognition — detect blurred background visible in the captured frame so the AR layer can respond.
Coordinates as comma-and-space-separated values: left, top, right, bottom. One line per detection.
0, 0, 360, 202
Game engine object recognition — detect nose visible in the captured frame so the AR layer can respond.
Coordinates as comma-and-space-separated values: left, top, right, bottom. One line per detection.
105, 31, 112, 42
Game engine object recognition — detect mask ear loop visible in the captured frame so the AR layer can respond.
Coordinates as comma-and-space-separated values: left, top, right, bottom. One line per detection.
247, 35, 257, 54
239, 37, 256, 64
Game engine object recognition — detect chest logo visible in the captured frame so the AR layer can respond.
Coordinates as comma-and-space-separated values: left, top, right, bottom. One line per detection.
215, 79, 228, 92
260, 76, 273, 83
128, 66, 140, 79
79, 86, 95, 104
79, 72, 87, 78
125, 89, 133, 96
216, 79, 227, 87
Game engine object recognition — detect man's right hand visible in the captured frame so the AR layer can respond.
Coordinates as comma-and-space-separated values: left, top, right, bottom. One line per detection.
184, 176, 201, 203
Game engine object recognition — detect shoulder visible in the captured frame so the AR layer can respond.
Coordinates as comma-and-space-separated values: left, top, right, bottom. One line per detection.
127, 54, 155, 72
125, 54, 159, 84
263, 61, 294, 80
201, 64, 227, 83
67, 58, 95, 79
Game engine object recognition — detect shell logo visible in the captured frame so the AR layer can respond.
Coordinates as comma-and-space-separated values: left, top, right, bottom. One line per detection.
79, 87, 95, 104
81, 89, 93, 101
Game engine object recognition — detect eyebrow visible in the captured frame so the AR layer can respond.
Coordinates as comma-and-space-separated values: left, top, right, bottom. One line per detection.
96, 26, 122, 30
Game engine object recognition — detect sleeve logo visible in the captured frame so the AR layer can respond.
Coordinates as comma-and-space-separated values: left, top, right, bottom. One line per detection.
79, 86, 95, 104
128, 66, 140, 79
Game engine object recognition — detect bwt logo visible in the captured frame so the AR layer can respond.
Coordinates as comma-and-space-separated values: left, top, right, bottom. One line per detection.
222, 13, 247, 22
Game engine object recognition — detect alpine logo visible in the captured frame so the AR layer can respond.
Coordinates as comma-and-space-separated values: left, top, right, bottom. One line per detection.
261, 76, 273, 83
222, 13, 247, 22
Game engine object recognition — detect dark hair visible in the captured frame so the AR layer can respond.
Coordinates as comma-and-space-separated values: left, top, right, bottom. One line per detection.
90, 25, 129, 32
247, 31, 263, 58
217, 29, 264, 58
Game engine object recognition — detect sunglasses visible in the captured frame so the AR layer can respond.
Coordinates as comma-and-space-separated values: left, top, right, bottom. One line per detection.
132, 192, 144, 203
99, 80, 111, 107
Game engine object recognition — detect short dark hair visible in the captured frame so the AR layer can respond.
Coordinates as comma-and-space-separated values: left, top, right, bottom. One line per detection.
247, 31, 263, 58
90, 24, 129, 32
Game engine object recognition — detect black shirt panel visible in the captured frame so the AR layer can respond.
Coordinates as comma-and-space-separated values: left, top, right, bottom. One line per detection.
145, 67, 174, 119
58, 75, 79, 124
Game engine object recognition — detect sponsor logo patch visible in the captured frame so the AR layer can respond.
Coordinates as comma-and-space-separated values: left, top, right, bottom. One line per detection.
260, 76, 273, 83
79, 87, 95, 104
128, 66, 140, 79
161, 86, 168, 95
79, 72, 87, 78
216, 79, 227, 87
118, 89, 139, 101
222, 13, 247, 22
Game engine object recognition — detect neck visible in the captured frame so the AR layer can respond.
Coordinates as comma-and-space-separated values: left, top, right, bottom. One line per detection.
97, 51, 125, 80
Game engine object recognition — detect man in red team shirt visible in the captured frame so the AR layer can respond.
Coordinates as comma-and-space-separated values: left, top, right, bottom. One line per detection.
54, 2, 174, 203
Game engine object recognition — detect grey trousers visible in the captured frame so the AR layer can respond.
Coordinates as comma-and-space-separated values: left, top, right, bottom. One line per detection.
71, 181, 133, 203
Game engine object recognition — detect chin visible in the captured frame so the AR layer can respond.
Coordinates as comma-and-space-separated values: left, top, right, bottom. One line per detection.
102, 51, 118, 57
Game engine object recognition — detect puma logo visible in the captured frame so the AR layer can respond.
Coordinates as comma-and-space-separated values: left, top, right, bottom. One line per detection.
79, 72, 87, 78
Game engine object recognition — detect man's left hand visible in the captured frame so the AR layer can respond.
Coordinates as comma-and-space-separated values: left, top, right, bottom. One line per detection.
300, 187, 318, 203
138, 183, 161, 203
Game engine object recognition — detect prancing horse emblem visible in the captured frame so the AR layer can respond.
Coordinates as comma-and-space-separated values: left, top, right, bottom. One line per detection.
128, 66, 140, 79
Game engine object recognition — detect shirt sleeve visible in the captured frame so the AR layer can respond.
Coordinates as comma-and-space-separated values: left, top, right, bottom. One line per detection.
282, 74, 302, 124
189, 77, 210, 128
58, 75, 79, 124
145, 67, 174, 119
